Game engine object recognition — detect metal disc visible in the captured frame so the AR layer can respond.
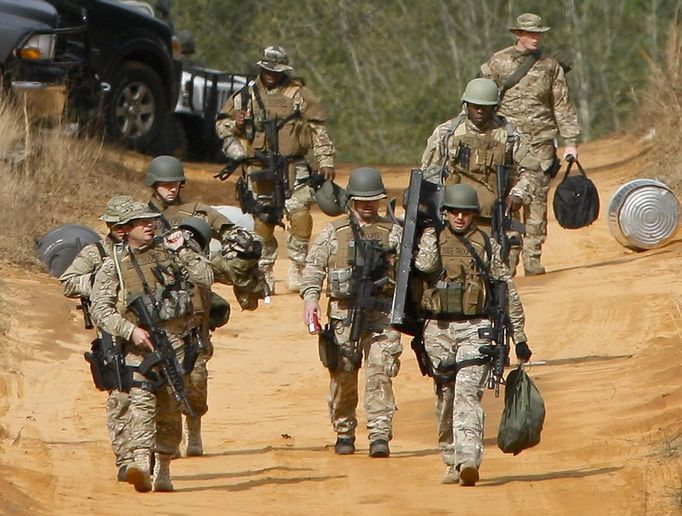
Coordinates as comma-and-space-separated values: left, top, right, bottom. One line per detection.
608, 179, 680, 250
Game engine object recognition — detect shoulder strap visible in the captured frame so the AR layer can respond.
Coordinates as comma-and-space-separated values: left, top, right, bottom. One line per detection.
500, 50, 541, 99
95, 241, 107, 259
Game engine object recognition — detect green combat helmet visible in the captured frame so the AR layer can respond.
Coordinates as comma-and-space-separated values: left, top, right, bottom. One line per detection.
461, 78, 499, 106
315, 179, 349, 217
144, 155, 186, 186
346, 167, 387, 201
179, 217, 212, 251
442, 184, 481, 212
99, 195, 136, 225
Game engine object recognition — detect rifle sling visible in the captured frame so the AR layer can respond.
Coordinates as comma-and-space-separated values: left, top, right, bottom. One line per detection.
500, 50, 541, 99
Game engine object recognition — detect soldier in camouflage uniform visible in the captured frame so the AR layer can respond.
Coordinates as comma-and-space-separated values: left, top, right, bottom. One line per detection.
420, 77, 532, 271
90, 202, 213, 492
145, 155, 265, 457
414, 184, 531, 486
481, 13, 581, 275
59, 195, 135, 482
300, 167, 402, 458
216, 45, 336, 294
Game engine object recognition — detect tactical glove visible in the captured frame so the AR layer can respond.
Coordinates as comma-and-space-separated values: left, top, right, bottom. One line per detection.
515, 341, 532, 362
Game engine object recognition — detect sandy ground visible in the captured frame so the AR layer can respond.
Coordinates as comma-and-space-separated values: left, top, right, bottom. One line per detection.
0, 133, 680, 515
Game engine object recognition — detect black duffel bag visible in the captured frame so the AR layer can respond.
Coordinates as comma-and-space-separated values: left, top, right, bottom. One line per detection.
552, 157, 600, 229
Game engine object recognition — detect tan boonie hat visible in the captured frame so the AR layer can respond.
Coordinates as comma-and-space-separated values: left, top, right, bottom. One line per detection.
508, 13, 550, 33
117, 201, 161, 226
100, 195, 136, 224
256, 45, 293, 73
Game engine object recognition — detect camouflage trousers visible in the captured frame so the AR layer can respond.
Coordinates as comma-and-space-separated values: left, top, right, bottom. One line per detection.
327, 315, 402, 442
253, 161, 314, 272
106, 390, 132, 468
515, 140, 556, 269
424, 317, 491, 469
186, 351, 210, 418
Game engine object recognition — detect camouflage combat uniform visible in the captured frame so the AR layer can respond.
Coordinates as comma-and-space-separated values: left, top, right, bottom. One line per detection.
420, 113, 532, 269
414, 223, 526, 475
90, 237, 213, 483
216, 73, 335, 284
148, 194, 262, 430
300, 215, 402, 445
59, 235, 133, 472
481, 46, 580, 271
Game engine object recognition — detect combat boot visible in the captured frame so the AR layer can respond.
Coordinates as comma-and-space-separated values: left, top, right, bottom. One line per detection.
523, 258, 546, 276
185, 416, 203, 456
334, 436, 356, 455
458, 460, 479, 487
152, 453, 174, 492
264, 269, 276, 295
368, 439, 390, 458
287, 263, 303, 292
126, 449, 152, 492
441, 465, 459, 485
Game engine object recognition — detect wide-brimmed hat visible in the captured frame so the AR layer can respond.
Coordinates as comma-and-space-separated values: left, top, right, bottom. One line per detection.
256, 45, 293, 73
117, 201, 162, 225
508, 13, 550, 33
99, 195, 135, 224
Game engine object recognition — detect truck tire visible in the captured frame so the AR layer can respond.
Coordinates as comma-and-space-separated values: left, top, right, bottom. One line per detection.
148, 115, 188, 159
105, 61, 167, 151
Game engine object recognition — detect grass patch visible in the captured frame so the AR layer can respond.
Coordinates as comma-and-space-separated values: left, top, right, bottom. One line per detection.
0, 93, 147, 269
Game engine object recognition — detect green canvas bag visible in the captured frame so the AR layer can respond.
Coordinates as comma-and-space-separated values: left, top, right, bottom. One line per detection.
497, 365, 546, 455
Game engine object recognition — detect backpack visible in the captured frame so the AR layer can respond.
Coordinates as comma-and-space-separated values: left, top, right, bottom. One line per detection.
497, 365, 546, 455
552, 158, 600, 229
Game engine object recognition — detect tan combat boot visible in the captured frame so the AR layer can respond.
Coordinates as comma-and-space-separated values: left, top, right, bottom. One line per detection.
126, 449, 152, 492
185, 416, 203, 456
287, 263, 303, 292
441, 465, 459, 485
152, 453, 174, 492
458, 460, 479, 487
524, 258, 546, 276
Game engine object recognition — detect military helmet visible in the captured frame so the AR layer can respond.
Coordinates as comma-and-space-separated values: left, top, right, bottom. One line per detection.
144, 155, 186, 186
179, 217, 212, 250
346, 167, 387, 201
442, 184, 481, 212
99, 195, 135, 225
461, 78, 499, 106
315, 179, 349, 216
117, 201, 162, 225
256, 45, 293, 73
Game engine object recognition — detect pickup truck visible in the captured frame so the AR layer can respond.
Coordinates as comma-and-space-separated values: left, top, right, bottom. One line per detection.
0, 0, 182, 153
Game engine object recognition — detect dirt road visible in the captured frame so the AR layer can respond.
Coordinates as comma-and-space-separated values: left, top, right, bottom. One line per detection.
0, 134, 680, 515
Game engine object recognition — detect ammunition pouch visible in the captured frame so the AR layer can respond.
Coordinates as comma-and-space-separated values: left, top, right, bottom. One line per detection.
155, 288, 193, 321
83, 336, 133, 392
318, 323, 340, 371
328, 268, 353, 299
421, 279, 484, 318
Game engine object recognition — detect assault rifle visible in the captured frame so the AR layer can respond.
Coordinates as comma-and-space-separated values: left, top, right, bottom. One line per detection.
77, 296, 94, 329
479, 280, 512, 397
346, 215, 393, 367
128, 294, 195, 417
492, 164, 525, 265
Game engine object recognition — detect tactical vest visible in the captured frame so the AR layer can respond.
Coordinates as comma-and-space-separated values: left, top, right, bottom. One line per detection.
149, 200, 199, 232
251, 83, 308, 158
117, 246, 206, 324
327, 217, 393, 300
420, 227, 490, 318
443, 116, 514, 217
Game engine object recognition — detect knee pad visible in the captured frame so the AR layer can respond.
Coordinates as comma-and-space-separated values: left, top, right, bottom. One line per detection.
254, 219, 275, 244
289, 208, 313, 239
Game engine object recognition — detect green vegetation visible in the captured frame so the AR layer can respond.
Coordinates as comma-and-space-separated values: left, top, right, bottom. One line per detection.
173, 0, 682, 164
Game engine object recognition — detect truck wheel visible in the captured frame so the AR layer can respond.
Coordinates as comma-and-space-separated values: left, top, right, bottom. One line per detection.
148, 115, 188, 159
106, 61, 167, 151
